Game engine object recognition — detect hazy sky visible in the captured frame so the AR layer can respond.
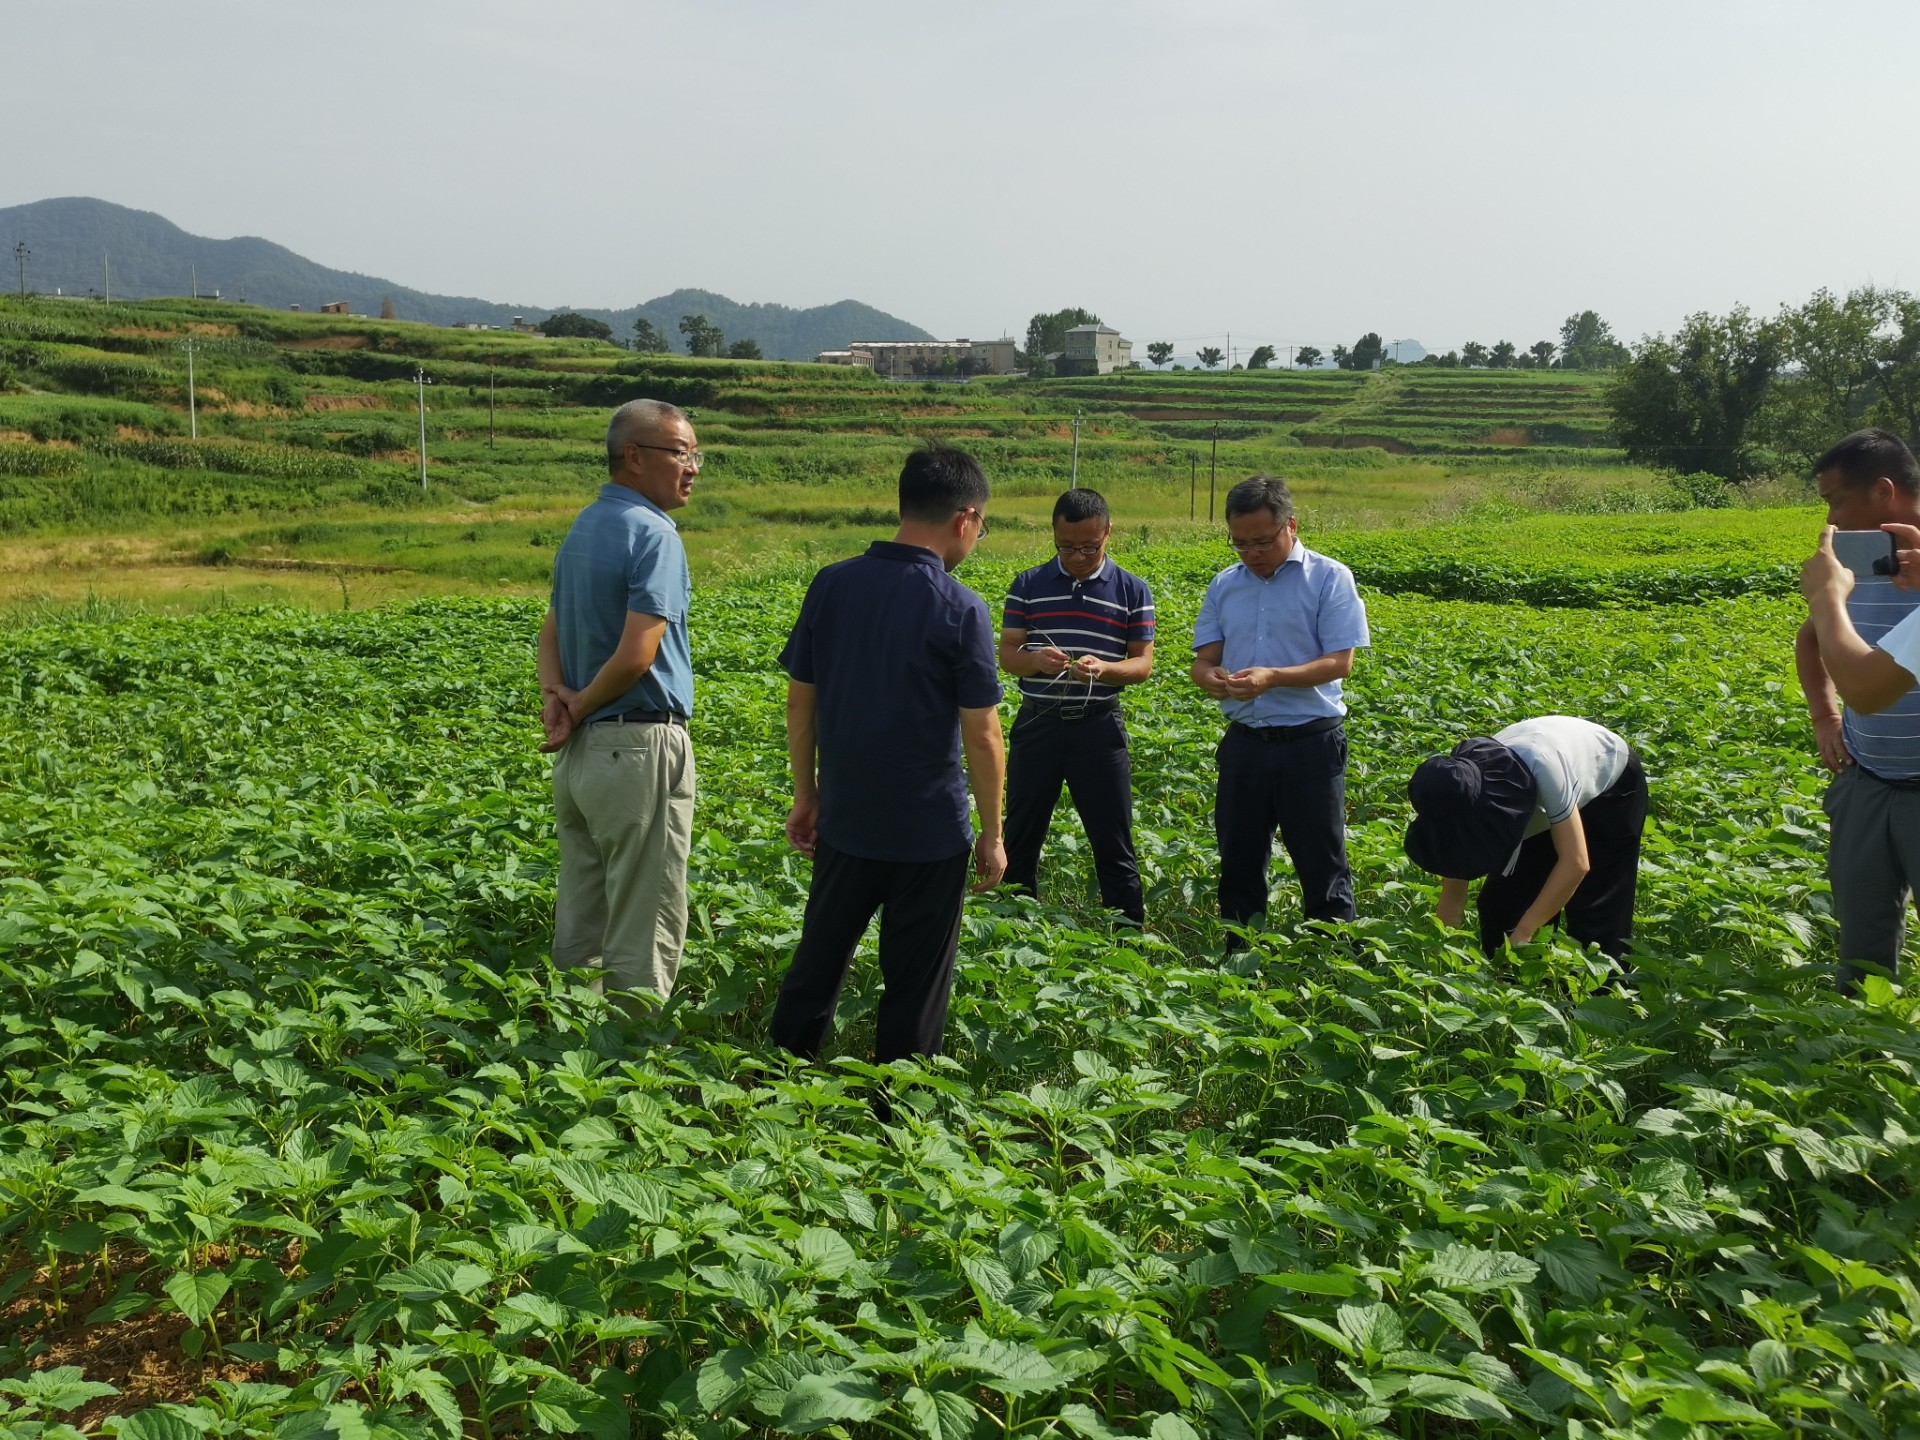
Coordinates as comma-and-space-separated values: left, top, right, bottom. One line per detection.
6, 1, 1915, 357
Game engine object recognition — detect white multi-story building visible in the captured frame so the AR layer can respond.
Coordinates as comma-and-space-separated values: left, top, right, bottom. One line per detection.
1059, 324, 1133, 375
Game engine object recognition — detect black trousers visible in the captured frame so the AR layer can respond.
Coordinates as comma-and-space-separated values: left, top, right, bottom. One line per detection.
1477, 751, 1649, 958
769, 838, 970, 1063
1003, 703, 1144, 924
1215, 720, 1355, 928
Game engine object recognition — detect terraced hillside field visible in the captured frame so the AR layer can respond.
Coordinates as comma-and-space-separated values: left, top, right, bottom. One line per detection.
3, 296, 1669, 607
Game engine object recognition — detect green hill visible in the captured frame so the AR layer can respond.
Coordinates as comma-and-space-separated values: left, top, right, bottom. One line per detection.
0, 197, 932, 358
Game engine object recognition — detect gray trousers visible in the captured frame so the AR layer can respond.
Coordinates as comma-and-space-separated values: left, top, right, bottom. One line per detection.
1824, 763, 1920, 991
551, 719, 695, 997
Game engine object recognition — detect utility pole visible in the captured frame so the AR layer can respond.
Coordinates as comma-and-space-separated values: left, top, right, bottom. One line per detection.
1286, 345, 1295, 369
1189, 453, 1196, 521
183, 337, 197, 439
1209, 423, 1218, 523
1228, 331, 1233, 370
414, 369, 431, 490
103, 252, 110, 304
191, 264, 198, 301
13, 242, 27, 296
1069, 410, 1081, 489
487, 365, 496, 447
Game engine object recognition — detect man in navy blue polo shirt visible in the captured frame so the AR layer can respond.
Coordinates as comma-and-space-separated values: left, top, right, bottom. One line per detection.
1192, 475, 1370, 940
998, 488, 1155, 924
772, 442, 1006, 1064
536, 398, 699, 1000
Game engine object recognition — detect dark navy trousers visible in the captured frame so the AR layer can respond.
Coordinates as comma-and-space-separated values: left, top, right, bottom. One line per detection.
1214, 720, 1355, 931
1003, 703, 1144, 924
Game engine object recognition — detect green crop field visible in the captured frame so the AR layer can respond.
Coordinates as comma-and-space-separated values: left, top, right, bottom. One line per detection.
0, 296, 1778, 614
4, 293, 1908, 1436
5, 515, 1919, 1437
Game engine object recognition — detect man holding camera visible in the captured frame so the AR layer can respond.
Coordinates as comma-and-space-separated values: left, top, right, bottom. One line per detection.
1796, 428, 1920, 992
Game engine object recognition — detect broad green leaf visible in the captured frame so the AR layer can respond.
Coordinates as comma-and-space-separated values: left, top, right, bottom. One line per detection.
528, 1377, 627, 1440
943, 1330, 1065, 1396
1421, 1244, 1539, 1294
113, 1409, 201, 1440
1336, 1301, 1404, 1355
1147, 1416, 1201, 1440
1259, 1269, 1359, 1297
1414, 1290, 1482, 1346
905, 1387, 980, 1440
1276, 1311, 1357, 1359
1398, 1374, 1511, 1421
1532, 1236, 1618, 1301
797, 1226, 859, 1281
775, 1371, 886, 1432
496, 1292, 569, 1331
162, 1271, 229, 1326
692, 1348, 756, 1416
1658, 1387, 1775, 1426
389, 1366, 464, 1439
1058, 1402, 1134, 1440
376, 1260, 491, 1301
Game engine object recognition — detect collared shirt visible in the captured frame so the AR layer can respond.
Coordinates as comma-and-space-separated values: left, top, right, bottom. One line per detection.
1192, 542, 1370, 726
1003, 556, 1155, 705
1496, 716, 1631, 839
1844, 574, 1920, 780
551, 483, 693, 721
779, 541, 1003, 862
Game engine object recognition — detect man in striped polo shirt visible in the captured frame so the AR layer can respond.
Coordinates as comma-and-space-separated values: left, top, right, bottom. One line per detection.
998, 489, 1156, 925
1795, 428, 1920, 993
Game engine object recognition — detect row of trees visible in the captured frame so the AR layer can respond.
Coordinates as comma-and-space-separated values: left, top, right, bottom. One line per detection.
1140, 313, 1634, 373
534, 310, 762, 359
1608, 287, 1920, 480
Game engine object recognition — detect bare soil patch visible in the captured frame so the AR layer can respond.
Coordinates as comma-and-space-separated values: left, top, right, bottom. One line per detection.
1482, 426, 1532, 446
2, 1254, 268, 1426
305, 393, 385, 412
283, 335, 370, 350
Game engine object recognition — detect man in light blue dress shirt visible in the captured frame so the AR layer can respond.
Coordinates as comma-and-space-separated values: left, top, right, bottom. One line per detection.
1191, 475, 1370, 941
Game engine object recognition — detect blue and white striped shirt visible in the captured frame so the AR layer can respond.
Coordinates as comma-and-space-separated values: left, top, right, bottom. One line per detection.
1003, 557, 1155, 704
1845, 574, 1920, 780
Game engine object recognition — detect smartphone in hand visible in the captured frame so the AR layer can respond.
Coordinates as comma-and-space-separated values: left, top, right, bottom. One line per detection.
1832, 529, 1900, 579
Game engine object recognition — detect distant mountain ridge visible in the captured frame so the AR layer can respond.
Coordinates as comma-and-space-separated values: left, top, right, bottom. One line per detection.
0, 197, 933, 359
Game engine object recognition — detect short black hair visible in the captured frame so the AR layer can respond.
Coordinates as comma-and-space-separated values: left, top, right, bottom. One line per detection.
1815, 428, 1920, 495
1052, 488, 1110, 525
899, 441, 990, 524
1224, 474, 1295, 526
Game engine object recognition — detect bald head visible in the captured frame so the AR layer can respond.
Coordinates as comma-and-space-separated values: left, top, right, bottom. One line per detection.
606, 399, 689, 472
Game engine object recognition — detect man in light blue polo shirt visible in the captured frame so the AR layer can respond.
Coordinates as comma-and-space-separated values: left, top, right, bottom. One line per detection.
1191, 475, 1370, 941
536, 398, 699, 999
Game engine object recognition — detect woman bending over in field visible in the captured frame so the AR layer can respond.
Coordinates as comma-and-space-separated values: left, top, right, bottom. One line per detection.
1403, 716, 1648, 959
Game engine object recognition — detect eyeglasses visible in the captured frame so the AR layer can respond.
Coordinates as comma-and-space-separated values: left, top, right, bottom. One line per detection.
1228, 532, 1285, 553
962, 507, 991, 537
1055, 541, 1104, 557
629, 442, 704, 469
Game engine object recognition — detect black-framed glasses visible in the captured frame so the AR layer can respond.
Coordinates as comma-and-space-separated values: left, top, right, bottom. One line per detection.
962, 507, 990, 536
1228, 532, 1284, 553
629, 442, 704, 469
1055, 541, 1103, 557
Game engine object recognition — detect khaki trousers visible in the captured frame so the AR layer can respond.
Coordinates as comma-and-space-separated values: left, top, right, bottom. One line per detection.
551, 719, 695, 997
